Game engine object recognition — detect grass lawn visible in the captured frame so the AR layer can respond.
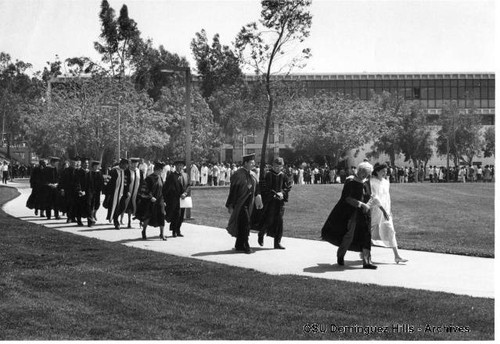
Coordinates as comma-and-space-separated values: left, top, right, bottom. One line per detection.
190, 182, 495, 257
0, 186, 494, 340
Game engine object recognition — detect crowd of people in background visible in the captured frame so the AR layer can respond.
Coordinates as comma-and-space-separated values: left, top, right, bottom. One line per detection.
4, 156, 495, 188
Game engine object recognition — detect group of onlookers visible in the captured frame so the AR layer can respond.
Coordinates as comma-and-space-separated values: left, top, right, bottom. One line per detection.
1, 160, 31, 183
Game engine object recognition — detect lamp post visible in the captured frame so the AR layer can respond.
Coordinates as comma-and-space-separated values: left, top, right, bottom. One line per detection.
161, 66, 192, 219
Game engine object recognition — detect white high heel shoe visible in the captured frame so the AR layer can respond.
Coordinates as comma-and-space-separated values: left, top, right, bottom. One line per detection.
395, 257, 408, 264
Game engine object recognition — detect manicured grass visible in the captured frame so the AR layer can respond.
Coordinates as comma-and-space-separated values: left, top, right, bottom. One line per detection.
0, 186, 494, 340
191, 182, 495, 257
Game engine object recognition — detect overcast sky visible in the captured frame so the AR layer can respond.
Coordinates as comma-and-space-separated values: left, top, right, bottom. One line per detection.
0, 0, 496, 75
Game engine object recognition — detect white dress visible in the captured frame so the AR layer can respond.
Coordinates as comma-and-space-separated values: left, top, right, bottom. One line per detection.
370, 177, 398, 248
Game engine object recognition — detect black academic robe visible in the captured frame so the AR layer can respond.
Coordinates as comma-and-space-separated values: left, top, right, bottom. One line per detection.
135, 173, 165, 227
225, 168, 259, 237
40, 165, 59, 211
26, 165, 44, 210
164, 170, 190, 223
321, 176, 372, 252
58, 166, 77, 217
257, 170, 292, 238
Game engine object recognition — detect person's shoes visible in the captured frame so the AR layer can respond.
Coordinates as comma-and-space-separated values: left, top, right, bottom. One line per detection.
34, 210, 38, 215
113, 220, 120, 230
274, 244, 285, 249
159, 235, 166, 241
77, 221, 84, 227
176, 233, 184, 237
141, 230, 147, 240
258, 233, 264, 246
234, 246, 245, 252
172, 232, 177, 238
244, 248, 254, 254
363, 263, 377, 269
55, 216, 61, 220
395, 257, 408, 264
337, 256, 345, 266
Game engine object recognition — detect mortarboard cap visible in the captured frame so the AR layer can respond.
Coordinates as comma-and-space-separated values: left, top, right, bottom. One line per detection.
242, 153, 255, 163
91, 160, 101, 167
49, 156, 60, 162
273, 157, 284, 166
119, 158, 129, 165
130, 157, 140, 163
173, 160, 186, 166
154, 161, 165, 170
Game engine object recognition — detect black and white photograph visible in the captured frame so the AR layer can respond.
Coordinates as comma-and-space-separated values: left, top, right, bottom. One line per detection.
0, 0, 495, 340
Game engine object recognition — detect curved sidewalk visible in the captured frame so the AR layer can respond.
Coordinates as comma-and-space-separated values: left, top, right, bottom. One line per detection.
1, 182, 494, 299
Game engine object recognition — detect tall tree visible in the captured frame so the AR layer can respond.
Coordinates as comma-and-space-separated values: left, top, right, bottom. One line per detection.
191, 29, 243, 100
23, 76, 170, 167
0, 52, 40, 160
235, 0, 312, 175
285, 92, 382, 167
436, 98, 483, 165
397, 102, 434, 168
367, 91, 406, 167
93, 0, 142, 77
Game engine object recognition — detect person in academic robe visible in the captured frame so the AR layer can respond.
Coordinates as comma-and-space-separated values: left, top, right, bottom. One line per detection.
257, 157, 292, 249
58, 156, 79, 223
87, 160, 104, 226
73, 157, 91, 226
26, 160, 46, 216
105, 158, 130, 229
321, 161, 377, 269
121, 157, 143, 228
135, 161, 167, 240
40, 157, 61, 220
225, 153, 263, 254
164, 160, 191, 238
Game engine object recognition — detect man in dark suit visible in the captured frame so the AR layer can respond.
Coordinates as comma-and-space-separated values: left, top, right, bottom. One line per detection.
164, 160, 190, 238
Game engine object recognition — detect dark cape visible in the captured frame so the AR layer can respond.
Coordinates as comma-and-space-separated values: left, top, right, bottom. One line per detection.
135, 173, 165, 228
321, 176, 372, 252
225, 168, 259, 237
26, 165, 44, 210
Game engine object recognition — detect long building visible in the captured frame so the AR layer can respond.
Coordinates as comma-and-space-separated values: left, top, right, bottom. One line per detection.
221, 72, 495, 166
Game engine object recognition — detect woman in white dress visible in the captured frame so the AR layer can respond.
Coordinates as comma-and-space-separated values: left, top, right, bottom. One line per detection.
370, 163, 408, 264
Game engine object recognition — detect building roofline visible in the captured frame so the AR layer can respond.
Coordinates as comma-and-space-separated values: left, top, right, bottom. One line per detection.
243, 72, 495, 81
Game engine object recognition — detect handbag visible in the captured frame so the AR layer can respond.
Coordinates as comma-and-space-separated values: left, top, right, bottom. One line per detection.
180, 196, 193, 208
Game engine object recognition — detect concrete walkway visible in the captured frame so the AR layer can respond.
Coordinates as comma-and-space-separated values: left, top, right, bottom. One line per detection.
1, 182, 494, 299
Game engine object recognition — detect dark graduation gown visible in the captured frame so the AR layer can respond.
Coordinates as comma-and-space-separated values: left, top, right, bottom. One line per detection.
164, 170, 190, 223
26, 165, 44, 210
321, 176, 372, 252
89, 170, 104, 212
135, 173, 165, 227
74, 168, 90, 218
257, 170, 291, 238
40, 165, 59, 211
58, 166, 77, 217
225, 168, 259, 237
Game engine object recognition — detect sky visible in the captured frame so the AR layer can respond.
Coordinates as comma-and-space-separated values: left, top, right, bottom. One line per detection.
0, 0, 496, 75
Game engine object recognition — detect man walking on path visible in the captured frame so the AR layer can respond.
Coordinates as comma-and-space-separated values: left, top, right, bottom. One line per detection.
164, 160, 191, 238
225, 153, 263, 254
257, 157, 291, 250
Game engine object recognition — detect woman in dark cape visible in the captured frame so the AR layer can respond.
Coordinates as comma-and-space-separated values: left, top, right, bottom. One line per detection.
321, 161, 376, 269
135, 162, 166, 240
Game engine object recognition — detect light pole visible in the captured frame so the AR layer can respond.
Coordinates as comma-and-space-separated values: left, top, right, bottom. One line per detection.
161, 66, 191, 169
161, 66, 192, 219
